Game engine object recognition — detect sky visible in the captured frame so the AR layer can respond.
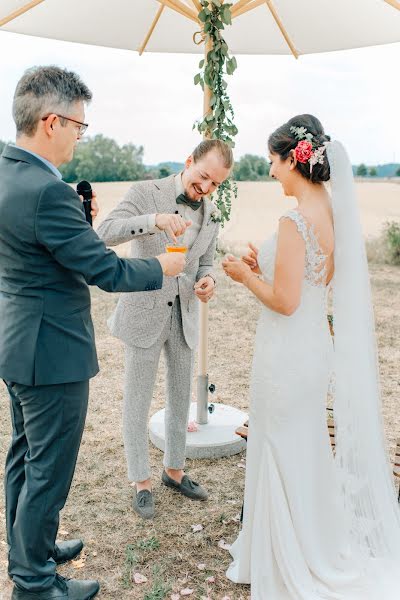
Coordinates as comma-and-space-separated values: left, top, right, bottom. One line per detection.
0, 31, 399, 166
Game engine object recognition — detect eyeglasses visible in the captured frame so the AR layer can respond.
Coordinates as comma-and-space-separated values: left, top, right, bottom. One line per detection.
41, 114, 88, 136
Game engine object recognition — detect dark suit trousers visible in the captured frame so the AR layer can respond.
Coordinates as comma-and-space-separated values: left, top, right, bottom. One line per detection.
3, 379, 89, 592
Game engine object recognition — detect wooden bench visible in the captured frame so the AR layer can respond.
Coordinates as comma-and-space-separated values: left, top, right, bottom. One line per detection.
236, 413, 400, 503
235, 411, 335, 447
393, 439, 400, 502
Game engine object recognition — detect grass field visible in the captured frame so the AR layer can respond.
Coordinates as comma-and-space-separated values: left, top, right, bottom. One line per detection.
0, 181, 399, 599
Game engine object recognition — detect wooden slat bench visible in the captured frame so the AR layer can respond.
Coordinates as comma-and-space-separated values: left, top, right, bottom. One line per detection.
236, 413, 400, 504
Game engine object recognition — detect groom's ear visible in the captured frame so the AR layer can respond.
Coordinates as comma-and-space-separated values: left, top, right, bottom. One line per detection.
185, 155, 193, 170
288, 150, 297, 171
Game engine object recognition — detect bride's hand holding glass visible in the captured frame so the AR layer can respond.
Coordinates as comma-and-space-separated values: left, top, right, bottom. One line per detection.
241, 242, 261, 275
222, 254, 254, 285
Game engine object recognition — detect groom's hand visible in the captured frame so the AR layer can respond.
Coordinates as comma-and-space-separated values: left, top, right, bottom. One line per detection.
155, 213, 192, 243
194, 276, 215, 303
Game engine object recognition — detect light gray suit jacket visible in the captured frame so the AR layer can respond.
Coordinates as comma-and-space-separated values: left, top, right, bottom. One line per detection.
96, 175, 219, 350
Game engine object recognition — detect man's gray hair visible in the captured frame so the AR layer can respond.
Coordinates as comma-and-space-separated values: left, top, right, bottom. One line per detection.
13, 65, 92, 137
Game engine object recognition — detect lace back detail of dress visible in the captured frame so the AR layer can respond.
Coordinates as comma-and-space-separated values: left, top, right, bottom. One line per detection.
281, 210, 328, 287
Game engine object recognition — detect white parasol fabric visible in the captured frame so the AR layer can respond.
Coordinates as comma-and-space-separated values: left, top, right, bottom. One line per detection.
1, 0, 400, 57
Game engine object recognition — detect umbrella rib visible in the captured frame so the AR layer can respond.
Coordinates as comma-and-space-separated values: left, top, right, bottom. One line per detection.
138, 4, 165, 55
233, 0, 265, 18
156, 0, 199, 23
231, 0, 255, 17
187, 0, 202, 12
0, 0, 45, 27
384, 0, 400, 9
264, 0, 299, 59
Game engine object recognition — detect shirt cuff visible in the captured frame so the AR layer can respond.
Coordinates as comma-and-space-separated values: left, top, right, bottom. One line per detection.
147, 213, 159, 233
204, 273, 216, 286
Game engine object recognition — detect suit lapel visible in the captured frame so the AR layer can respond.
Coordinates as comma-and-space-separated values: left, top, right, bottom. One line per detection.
152, 175, 177, 214
151, 176, 178, 245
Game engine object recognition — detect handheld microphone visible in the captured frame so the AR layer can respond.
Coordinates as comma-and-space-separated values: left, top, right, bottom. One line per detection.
76, 180, 93, 226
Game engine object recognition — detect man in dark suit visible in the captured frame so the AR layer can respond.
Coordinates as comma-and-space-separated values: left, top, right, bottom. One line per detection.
0, 66, 185, 600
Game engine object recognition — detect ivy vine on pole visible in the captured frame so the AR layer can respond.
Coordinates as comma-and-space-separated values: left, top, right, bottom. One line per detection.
193, 0, 238, 226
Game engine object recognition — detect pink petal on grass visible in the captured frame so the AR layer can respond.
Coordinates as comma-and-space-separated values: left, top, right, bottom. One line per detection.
205, 576, 215, 584
180, 588, 194, 596
233, 513, 241, 522
187, 421, 198, 432
218, 539, 231, 551
170, 595, 180, 600
197, 563, 206, 570
191, 524, 203, 533
133, 572, 148, 584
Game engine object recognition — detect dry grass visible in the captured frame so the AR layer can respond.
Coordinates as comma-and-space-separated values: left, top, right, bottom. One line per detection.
0, 259, 399, 599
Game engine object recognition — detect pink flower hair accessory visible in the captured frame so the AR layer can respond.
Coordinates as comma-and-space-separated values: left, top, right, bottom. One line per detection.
290, 125, 328, 173
295, 140, 313, 164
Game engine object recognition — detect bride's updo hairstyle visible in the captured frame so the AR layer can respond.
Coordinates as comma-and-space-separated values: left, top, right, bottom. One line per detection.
268, 114, 331, 184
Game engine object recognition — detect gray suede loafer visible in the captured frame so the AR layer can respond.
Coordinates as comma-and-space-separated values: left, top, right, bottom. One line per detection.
132, 488, 155, 519
161, 470, 208, 501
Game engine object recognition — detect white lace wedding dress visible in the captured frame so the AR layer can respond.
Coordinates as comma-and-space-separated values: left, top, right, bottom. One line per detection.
227, 142, 400, 599
226, 209, 394, 599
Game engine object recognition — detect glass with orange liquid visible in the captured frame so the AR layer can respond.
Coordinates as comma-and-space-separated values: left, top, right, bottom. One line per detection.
166, 243, 187, 277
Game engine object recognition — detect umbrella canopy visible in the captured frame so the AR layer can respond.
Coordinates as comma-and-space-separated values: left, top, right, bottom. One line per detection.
1, 0, 400, 57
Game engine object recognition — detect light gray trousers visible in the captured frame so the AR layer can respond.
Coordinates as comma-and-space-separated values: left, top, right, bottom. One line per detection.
123, 297, 194, 482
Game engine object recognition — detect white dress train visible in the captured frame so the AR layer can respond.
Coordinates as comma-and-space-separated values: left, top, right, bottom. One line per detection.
226, 210, 382, 599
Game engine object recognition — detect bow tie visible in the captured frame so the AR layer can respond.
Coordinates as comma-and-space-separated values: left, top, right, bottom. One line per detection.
176, 193, 203, 211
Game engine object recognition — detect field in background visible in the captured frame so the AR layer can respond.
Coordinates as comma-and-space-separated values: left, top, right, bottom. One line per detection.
93, 180, 400, 257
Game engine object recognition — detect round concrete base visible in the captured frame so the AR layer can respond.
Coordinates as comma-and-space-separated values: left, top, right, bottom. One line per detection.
149, 402, 248, 459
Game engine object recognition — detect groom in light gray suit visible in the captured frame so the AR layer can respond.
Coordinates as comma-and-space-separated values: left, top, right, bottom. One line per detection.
97, 139, 233, 518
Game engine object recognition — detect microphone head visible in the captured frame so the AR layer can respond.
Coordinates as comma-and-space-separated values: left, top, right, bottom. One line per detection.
77, 180, 92, 200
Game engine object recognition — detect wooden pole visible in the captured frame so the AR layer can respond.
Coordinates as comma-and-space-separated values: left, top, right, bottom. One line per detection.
384, 0, 400, 9
139, 4, 165, 55
198, 33, 213, 380
0, 0, 45, 27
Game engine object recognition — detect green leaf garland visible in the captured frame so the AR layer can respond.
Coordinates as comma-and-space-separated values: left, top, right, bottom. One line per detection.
193, 0, 238, 226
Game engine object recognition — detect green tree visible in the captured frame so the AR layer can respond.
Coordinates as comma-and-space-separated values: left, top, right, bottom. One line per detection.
356, 163, 368, 177
60, 134, 145, 183
158, 165, 172, 178
235, 157, 252, 181
233, 154, 270, 181
369, 166, 377, 177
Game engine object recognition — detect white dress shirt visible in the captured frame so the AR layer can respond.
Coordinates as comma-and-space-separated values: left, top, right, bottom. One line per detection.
174, 173, 204, 250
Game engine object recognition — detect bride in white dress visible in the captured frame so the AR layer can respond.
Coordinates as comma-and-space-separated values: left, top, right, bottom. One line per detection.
222, 114, 400, 599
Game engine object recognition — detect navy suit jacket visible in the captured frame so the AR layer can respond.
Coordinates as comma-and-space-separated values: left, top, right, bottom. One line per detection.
0, 145, 163, 385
